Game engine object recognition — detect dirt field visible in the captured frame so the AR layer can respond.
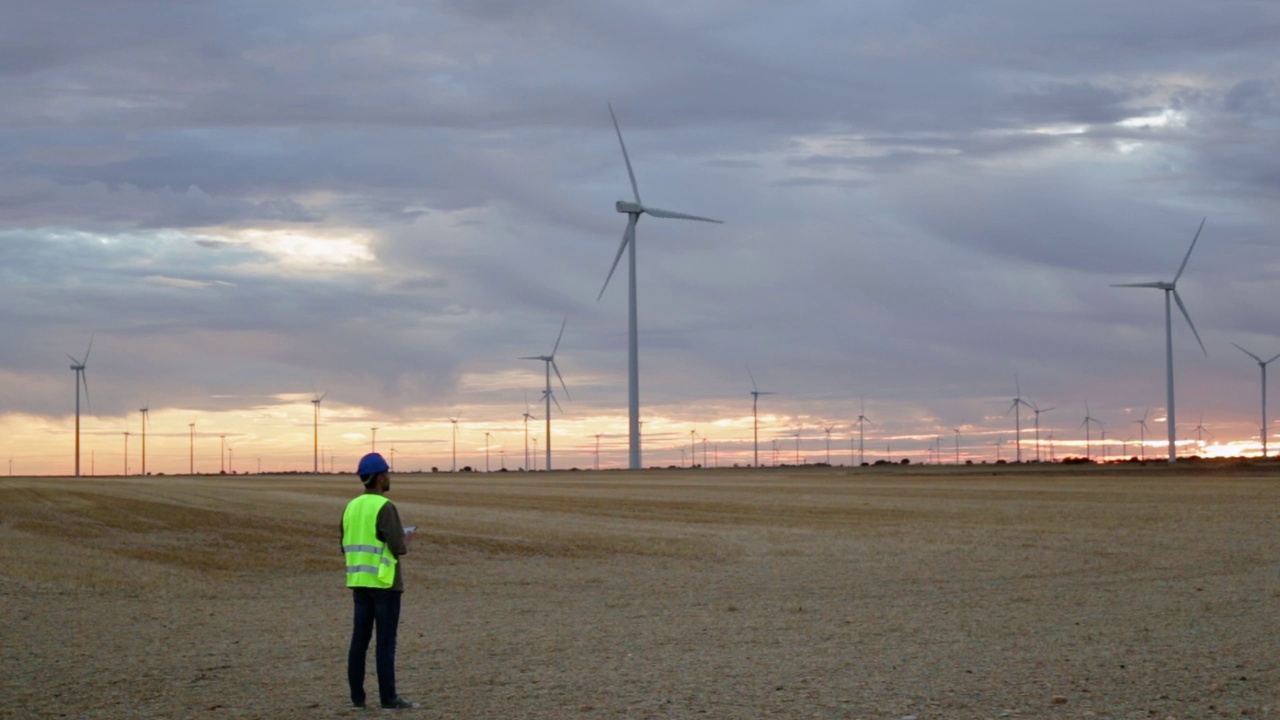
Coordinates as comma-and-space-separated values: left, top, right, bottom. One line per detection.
1, 462, 1277, 719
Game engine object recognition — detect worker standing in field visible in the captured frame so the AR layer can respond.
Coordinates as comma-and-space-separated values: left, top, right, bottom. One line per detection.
342, 452, 418, 710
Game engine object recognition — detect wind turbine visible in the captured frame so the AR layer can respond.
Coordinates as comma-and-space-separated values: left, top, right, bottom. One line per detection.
824, 426, 834, 465
449, 415, 461, 472
1080, 402, 1103, 461
747, 366, 774, 468
520, 316, 570, 472
521, 395, 538, 471
1132, 407, 1150, 461
311, 391, 326, 474
1112, 218, 1209, 462
855, 399, 871, 466
1192, 412, 1213, 450
1029, 401, 1054, 462
139, 403, 150, 476
68, 337, 93, 477
597, 103, 723, 470
1006, 376, 1034, 463
1232, 343, 1280, 458
188, 421, 195, 475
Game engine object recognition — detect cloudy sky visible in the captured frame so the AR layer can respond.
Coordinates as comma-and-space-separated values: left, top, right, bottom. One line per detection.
4, 0, 1280, 474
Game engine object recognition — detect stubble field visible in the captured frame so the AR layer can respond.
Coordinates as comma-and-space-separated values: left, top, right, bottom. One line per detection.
1, 462, 1277, 719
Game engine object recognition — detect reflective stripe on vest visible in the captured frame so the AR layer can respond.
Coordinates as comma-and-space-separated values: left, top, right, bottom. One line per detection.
342, 494, 396, 589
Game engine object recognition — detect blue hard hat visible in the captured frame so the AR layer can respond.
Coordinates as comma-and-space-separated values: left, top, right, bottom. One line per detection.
357, 452, 390, 478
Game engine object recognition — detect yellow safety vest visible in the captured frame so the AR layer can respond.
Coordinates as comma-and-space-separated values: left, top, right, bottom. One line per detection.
342, 494, 397, 589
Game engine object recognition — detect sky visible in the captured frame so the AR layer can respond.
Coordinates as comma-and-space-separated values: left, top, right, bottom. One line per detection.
4, 0, 1280, 475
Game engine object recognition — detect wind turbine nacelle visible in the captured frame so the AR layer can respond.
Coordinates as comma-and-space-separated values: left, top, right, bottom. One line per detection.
616, 200, 643, 214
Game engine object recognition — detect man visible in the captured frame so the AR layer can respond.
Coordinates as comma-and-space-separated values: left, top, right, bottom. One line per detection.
342, 452, 418, 710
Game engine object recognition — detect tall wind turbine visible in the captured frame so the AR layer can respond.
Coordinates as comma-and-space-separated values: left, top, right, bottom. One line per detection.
68, 337, 93, 477
747, 366, 774, 468
597, 103, 723, 470
139, 404, 150, 476
521, 316, 570, 472
1232, 343, 1280, 458
1006, 376, 1034, 463
1112, 218, 1209, 462
311, 391, 326, 474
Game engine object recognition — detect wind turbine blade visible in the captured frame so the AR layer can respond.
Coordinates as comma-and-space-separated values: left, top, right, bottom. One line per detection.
1266, 353, 1280, 365
1173, 217, 1206, 284
746, 365, 759, 392
1111, 282, 1165, 289
66, 354, 80, 365
552, 360, 569, 401
318, 391, 327, 402
1232, 343, 1263, 364
83, 335, 94, 365
518, 355, 542, 360
1172, 290, 1207, 355
551, 315, 567, 356
608, 103, 642, 205
550, 391, 563, 414
81, 372, 91, 412
643, 207, 724, 223
598, 215, 637, 301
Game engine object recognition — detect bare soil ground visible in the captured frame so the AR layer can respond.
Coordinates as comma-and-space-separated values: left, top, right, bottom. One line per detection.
1, 462, 1277, 719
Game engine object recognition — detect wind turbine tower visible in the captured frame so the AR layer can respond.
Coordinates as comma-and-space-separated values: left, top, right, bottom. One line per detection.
855, 400, 871, 466
1112, 218, 1209, 462
1030, 401, 1053, 462
139, 404, 150, 476
1132, 408, 1150, 461
522, 397, 537, 471
521, 316, 570, 472
597, 104, 723, 470
311, 392, 326, 473
67, 337, 93, 477
1232, 344, 1280, 458
1080, 402, 1103, 461
747, 366, 774, 468
1006, 376, 1034, 463
450, 416, 461, 472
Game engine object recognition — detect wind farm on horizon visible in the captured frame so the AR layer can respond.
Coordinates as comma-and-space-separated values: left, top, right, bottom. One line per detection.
20, 108, 1280, 477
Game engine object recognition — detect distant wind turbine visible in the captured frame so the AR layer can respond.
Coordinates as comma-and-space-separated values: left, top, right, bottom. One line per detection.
1132, 408, 1151, 461
1029, 400, 1054, 463
449, 415, 461, 472
311, 391, 326, 474
139, 403, 150, 476
747, 366, 774, 468
522, 394, 538, 471
1006, 376, 1034, 462
521, 316, 570, 472
597, 103, 723, 470
68, 337, 93, 477
855, 399, 871, 466
1112, 218, 1209, 462
1080, 401, 1103, 461
1232, 343, 1280, 458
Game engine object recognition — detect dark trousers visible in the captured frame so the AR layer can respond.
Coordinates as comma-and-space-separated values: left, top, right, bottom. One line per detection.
347, 587, 402, 706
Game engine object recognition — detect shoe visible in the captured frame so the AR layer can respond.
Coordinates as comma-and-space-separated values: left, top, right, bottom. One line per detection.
380, 697, 420, 710
353, 700, 366, 709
